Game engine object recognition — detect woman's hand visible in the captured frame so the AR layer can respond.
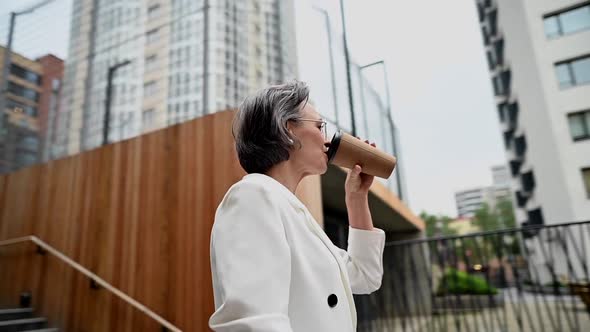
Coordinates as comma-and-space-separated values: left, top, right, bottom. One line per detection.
344, 139, 376, 198
344, 139, 376, 230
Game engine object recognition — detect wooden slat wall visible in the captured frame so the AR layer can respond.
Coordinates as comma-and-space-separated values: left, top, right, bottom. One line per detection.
0, 110, 324, 331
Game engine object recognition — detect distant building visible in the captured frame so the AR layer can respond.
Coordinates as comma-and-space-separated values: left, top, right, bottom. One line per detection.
54, 0, 297, 157
448, 217, 480, 235
0, 46, 63, 174
455, 165, 512, 217
492, 164, 510, 186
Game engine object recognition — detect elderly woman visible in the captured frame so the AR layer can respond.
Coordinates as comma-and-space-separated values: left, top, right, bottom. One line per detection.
209, 81, 385, 332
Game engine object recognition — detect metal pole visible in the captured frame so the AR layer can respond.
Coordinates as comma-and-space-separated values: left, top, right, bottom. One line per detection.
313, 6, 339, 124
382, 62, 404, 202
43, 80, 60, 162
202, 0, 210, 115
360, 60, 404, 201
339, 0, 356, 136
0, 13, 16, 138
103, 60, 130, 146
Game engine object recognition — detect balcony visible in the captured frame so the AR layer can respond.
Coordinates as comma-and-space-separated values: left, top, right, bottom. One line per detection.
488, 9, 498, 36
477, 3, 485, 22
515, 190, 528, 207
509, 159, 522, 176
500, 69, 511, 93
492, 70, 511, 97
527, 207, 544, 226
521, 170, 535, 193
486, 51, 495, 70
503, 129, 514, 149
498, 102, 507, 123
501, 102, 519, 131
507, 103, 518, 125
514, 135, 527, 158
481, 26, 490, 46
493, 39, 504, 66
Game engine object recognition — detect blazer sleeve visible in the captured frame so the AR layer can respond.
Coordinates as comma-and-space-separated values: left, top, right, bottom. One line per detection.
209, 183, 294, 332
335, 227, 386, 294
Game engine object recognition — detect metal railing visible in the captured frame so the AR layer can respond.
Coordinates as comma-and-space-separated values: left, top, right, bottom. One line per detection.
356, 221, 590, 331
0, 235, 182, 332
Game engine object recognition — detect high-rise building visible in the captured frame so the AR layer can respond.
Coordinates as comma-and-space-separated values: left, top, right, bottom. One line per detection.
455, 187, 489, 218
492, 164, 510, 186
476, 0, 590, 226
0, 46, 63, 174
54, 0, 297, 157
52, 0, 405, 201
455, 165, 512, 217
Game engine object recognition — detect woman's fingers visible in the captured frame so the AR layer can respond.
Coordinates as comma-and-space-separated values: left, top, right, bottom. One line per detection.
356, 136, 377, 147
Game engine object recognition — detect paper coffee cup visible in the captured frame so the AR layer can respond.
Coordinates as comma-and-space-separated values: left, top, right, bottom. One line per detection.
326, 130, 397, 179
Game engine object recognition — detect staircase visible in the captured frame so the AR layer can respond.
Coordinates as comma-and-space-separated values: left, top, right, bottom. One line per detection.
0, 308, 58, 332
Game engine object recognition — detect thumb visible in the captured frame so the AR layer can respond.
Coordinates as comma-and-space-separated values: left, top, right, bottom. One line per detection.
353, 165, 362, 175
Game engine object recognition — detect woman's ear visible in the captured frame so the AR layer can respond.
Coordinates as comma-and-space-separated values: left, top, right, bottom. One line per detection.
286, 119, 295, 132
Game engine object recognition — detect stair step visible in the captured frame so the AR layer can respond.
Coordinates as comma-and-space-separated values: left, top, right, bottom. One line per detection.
0, 308, 34, 321
0, 317, 47, 332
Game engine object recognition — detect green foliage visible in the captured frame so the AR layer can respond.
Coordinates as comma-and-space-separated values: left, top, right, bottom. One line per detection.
471, 199, 521, 256
437, 268, 498, 295
472, 199, 516, 232
420, 212, 457, 237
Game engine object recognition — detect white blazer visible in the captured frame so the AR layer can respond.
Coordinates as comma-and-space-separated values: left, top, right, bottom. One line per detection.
209, 173, 385, 332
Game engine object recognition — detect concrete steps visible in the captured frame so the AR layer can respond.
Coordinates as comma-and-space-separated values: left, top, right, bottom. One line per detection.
0, 308, 58, 332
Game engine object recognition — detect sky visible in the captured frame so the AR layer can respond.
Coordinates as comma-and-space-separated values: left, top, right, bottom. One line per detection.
344, 0, 506, 216
0, 0, 507, 217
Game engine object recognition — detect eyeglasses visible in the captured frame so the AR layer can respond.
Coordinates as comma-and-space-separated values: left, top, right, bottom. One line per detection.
295, 118, 328, 140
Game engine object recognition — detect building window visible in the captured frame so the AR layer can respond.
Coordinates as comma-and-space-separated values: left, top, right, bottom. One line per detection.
6, 99, 37, 117
146, 28, 159, 44
10, 64, 41, 84
51, 78, 61, 92
143, 108, 155, 128
7, 82, 39, 101
544, 4, 590, 38
568, 110, 590, 141
555, 55, 590, 89
144, 81, 157, 95
16, 152, 37, 166
583, 168, 590, 198
20, 136, 39, 150
145, 54, 158, 72
147, 4, 160, 20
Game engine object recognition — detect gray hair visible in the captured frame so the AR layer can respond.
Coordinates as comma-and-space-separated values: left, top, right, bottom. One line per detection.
233, 80, 310, 174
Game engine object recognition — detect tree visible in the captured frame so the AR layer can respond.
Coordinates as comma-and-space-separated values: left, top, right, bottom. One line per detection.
495, 198, 516, 229
420, 212, 457, 237
471, 199, 520, 256
472, 199, 516, 232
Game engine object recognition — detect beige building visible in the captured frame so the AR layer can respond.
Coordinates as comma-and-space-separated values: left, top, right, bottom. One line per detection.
0, 47, 63, 174
448, 217, 480, 235
455, 165, 512, 217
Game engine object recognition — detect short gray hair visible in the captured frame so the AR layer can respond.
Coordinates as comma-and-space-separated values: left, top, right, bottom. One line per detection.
233, 80, 309, 174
